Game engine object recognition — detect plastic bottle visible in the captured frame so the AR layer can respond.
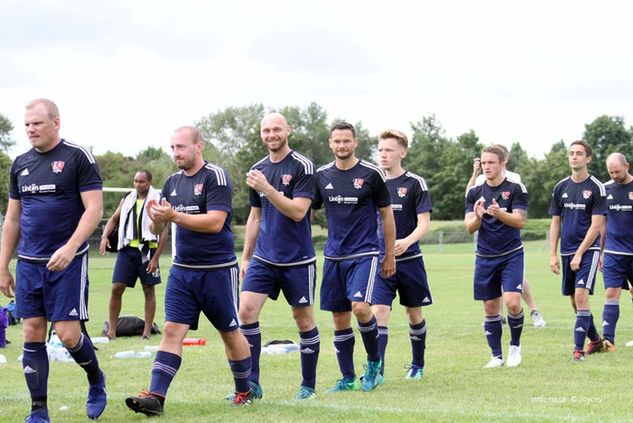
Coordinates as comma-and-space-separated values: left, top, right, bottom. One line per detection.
114, 350, 136, 359
135, 351, 152, 358
0, 354, 7, 364
183, 337, 207, 346
91, 337, 110, 344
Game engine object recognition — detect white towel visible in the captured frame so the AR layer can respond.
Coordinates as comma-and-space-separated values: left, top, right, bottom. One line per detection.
117, 186, 161, 255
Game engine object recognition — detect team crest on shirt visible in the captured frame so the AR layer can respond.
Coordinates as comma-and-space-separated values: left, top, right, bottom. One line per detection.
397, 187, 408, 198
51, 161, 65, 174
582, 190, 592, 199
501, 191, 510, 200
281, 174, 292, 186
353, 178, 364, 189
193, 183, 203, 196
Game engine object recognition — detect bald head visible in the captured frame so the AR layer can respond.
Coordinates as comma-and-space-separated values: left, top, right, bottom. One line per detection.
174, 125, 204, 144
260, 112, 291, 154
606, 152, 628, 167
606, 152, 631, 184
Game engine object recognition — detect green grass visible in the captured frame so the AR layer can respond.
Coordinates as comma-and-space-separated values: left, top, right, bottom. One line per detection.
1, 241, 631, 422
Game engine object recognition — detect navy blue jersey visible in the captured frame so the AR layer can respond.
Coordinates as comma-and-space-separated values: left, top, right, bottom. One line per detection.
465, 178, 528, 257
248, 150, 316, 265
603, 179, 633, 255
549, 175, 606, 256
9, 139, 102, 261
313, 159, 391, 259
161, 163, 236, 268
379, 171, 432, 259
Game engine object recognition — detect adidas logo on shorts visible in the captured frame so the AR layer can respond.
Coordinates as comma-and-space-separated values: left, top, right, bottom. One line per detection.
353, 291, 363, 298
229, 319, 237, 327
298, 296, 308, 304
23, 366, 36, 374
69, 308, 78, 317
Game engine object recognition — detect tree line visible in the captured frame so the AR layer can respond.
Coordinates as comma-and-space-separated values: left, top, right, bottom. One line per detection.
1, 106, 632, 223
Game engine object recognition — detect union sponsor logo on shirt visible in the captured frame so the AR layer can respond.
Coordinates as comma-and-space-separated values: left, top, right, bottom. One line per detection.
51, 161, 65, 174
193, 183, 203, 196
353, 178, 364, 189
501, 191, 510, 200
281, 174, 292, 186
397, 187, 408, 198
582, 190, 592, 199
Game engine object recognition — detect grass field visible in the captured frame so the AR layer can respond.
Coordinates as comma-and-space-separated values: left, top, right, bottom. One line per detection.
1, 240, 632, 422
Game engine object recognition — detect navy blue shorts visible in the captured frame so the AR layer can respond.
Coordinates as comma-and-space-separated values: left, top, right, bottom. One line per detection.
112, 246, 161, 287
561, 250, 600, 295
320, 256, 379, 312
15, 253, 90, 322
474, 250, 524, 301
242, 258, 317, 306
373, 256, 432, 308
602, 253, 633, 290
165, 264, 239, 332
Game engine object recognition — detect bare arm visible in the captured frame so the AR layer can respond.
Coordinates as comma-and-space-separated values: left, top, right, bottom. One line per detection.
379, 206, 396, 278
465, 199, 485, 235
549, 216, 561, 274
47, 189, 103, 271
99, 198, 124, 255
247, 169, 311, 222
465, 158, 481, 195
487, 201, 527, 229
149, 199, 227, 234
240, 207, 262, 278
0, 199, 21, 297
146, 223, 170, 274
394, 212, 430, 257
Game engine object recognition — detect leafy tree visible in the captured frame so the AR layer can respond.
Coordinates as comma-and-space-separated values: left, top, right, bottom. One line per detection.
507, 142, 529, 172
0, 152, 12, 214
520, 140, 569, 218
0, 113, 15, 152
583, 115, 633, 181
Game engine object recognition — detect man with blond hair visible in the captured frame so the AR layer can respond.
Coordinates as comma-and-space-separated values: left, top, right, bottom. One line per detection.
467, 144, 546, 328
372, 129, 433, 381
0, 98, 106, 422
465, 145, 528, 368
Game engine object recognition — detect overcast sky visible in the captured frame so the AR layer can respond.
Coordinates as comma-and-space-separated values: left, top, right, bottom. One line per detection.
1, 0, 632, 159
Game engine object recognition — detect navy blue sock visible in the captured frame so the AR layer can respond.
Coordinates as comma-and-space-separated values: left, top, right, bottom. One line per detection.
358, 315, 380, 362
229, 357, 252, 393
602, 301, 619, 343
333, 328, 356, 379
149, 350, 182, 399
587, 312, 600, 342
409, 320, 427, 368
66, 334, 102, 385
484, 315, 503, 358
240, 322, 261, 384
507, 310, 524, 347
574, 310, 592, 351
299, 327, 320, 389
377, 326, 388, 375
23, 342, 48, 412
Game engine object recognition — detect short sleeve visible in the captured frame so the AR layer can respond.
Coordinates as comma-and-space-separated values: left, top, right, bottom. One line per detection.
206, 171, 232, 213
372, 173, 391, 209
76, 150, 103, 192
549, 185, 562, 216
9, 160, 20, 200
